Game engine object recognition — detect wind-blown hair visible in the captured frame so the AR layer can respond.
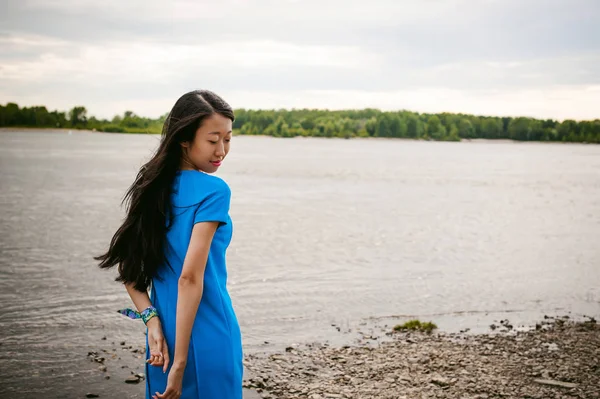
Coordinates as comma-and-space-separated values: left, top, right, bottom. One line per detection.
95, 90, 234, 291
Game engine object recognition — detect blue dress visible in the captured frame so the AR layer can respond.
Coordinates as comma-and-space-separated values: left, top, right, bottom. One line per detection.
145, 170, 243, 398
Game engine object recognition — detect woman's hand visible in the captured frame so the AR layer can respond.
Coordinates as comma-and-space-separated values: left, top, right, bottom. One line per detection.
146, 318, 170, 373
153, 363, 185, 399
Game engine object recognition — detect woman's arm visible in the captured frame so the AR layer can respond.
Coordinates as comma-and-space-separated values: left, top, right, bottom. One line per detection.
124, 283, 160, 329
172, 221, 219, 369
154, 222, 218, 399
125, 283, 169, 371
124, 283, 152, 315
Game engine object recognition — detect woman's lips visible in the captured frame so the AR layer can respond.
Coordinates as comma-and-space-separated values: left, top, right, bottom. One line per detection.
210, 160, 222, 167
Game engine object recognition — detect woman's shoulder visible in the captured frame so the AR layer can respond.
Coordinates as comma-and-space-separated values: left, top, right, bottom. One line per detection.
179, 170, 230, 200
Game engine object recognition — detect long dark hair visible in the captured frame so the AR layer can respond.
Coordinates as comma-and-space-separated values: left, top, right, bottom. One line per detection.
95, 90, 235, 292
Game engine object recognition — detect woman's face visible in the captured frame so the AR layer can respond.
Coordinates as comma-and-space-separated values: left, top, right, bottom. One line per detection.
181, 113, 232, 173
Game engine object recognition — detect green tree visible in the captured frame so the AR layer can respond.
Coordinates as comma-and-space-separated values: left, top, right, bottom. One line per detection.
365, 117, 377, 136
481, 118, 503, 139
388, 114, 405, 138
50, 111, 67, 127
69, 106, 88, 127
4, 103, 20, 125
557, 120, 579, 142
375, 114, 390, 137
446, 124, 460, 141
426, 115, 446, 140
458, 118, 475, 138
508, 117, 533, 141
406, 115, 423, 138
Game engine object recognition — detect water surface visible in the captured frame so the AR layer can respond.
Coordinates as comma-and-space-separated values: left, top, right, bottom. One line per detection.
1, 130, 598, 398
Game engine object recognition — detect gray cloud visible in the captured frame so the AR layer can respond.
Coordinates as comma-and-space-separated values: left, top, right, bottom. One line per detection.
1, 0, 599, 119
5, 0, 599, 56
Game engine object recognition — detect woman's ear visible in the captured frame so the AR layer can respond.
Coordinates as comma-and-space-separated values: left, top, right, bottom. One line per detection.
181, 141, 189, 148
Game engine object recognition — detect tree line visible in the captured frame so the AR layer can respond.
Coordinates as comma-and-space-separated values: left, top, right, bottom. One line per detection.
1, 102, 599, 143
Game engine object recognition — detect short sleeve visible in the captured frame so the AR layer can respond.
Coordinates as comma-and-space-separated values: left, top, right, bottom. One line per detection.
193, 182, 231, 226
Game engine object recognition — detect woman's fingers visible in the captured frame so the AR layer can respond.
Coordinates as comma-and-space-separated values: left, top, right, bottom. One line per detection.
154, 390, 167, 399
162, 339, 170, 373
146, 352, 164, 367
147, 334, 166, 368
154, 388, 180, 399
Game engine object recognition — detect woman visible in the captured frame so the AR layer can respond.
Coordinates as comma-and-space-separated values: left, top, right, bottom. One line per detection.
96, 90, 242, 399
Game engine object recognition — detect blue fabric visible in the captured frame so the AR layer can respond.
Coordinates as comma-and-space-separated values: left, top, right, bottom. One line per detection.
145, 170, 242, 399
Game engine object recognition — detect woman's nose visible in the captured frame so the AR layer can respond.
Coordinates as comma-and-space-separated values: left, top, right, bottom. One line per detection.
215, 143, 225, 157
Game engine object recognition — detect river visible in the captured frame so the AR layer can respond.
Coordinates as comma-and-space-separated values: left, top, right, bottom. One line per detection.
0, 129, 598, 398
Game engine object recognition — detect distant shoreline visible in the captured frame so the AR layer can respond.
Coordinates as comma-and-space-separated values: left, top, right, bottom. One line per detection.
0, 127, 98, 133
3, 101, 598, 143
1, 127, 596, 145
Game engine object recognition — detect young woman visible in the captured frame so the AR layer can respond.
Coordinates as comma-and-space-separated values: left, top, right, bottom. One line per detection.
96, 90, 242, 399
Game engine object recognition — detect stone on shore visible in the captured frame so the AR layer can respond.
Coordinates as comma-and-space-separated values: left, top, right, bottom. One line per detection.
534, 379, 579, 389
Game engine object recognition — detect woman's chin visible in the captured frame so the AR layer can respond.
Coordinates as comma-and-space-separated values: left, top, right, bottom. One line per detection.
198, 165, 217, 174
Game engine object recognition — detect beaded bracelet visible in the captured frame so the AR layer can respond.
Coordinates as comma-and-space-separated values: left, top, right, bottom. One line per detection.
117, 305, 159, 325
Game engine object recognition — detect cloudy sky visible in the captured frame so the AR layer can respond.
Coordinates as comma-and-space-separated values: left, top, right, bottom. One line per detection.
1, 0, 599, 120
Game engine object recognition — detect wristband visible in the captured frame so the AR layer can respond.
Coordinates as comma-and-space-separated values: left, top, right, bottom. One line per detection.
117, 305, 158, 325
140, 306, 158, 324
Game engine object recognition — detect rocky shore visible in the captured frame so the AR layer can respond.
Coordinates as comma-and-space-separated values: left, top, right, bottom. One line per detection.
84, 336, 262, 398
83, 315, 598, 398
242, 316, 599, 399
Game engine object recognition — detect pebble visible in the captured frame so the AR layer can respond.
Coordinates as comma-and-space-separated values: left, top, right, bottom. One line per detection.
125, 376, 141, 384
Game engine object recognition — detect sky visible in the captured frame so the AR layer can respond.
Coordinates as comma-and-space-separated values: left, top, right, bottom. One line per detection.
1, 0, 599, 121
